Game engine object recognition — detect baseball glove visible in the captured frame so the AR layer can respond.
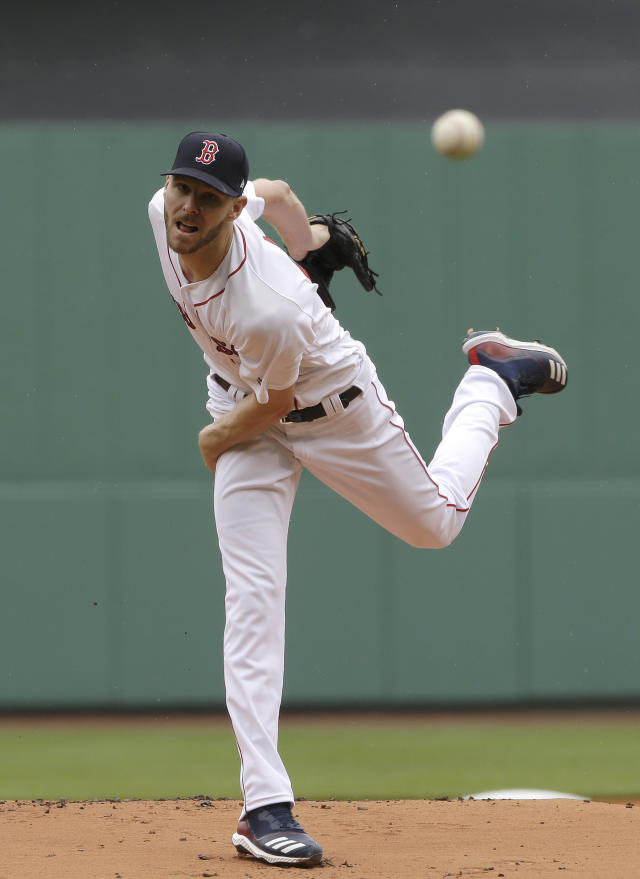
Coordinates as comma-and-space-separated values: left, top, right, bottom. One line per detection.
296, 212, 381, 311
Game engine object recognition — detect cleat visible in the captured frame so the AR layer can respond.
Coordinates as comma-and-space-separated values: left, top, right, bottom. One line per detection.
232, 802, 323, 868
462, 329, 568, 402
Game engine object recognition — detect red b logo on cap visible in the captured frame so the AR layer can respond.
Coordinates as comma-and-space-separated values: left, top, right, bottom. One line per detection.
195, 140, 219, 165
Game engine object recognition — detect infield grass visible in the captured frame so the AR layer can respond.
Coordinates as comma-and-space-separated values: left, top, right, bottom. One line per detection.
0, 715, 638, 802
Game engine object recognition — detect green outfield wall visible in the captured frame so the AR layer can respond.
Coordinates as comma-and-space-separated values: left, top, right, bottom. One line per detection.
2, 121, 638, 708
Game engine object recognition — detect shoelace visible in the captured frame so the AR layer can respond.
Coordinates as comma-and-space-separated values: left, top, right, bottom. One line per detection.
253, 804, 303, 833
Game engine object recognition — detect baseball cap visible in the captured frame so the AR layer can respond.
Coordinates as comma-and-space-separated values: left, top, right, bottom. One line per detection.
162, 131, 249, 197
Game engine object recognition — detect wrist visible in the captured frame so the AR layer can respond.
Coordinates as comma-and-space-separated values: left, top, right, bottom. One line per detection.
309, 223, 330, 252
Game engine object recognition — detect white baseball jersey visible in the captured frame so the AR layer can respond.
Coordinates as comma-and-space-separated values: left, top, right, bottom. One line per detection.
148, 182, 367, 409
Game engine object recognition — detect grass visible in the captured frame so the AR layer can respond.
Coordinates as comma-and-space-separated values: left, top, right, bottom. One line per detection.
0, 716, 638, 802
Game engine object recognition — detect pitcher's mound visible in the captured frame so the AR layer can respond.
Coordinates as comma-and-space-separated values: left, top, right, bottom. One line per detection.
0, 797, 637, 878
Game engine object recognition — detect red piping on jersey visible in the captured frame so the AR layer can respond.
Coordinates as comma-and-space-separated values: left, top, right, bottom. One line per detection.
194, 227, 248, 307
167, 243, 183, 288
371, 380, 471, 513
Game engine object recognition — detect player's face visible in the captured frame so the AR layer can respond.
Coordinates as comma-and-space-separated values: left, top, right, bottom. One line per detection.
164, 175, 242, 254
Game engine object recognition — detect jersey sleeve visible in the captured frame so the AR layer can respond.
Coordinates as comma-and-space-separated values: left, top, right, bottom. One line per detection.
148, 187, 165, 225
241, 180, 265, 222
237, 300, 314, 403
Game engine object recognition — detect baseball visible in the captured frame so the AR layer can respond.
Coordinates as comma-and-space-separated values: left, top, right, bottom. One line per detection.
431, 109, 485, 159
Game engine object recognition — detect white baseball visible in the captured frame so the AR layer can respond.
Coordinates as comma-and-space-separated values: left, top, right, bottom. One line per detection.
431, 109, 485, 160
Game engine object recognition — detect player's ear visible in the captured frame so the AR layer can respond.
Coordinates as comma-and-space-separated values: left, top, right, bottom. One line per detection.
229, 196, 247, 220
164, 176, 171, 190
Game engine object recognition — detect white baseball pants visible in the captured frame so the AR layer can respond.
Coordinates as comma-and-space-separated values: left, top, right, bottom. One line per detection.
210, 364, 516, 813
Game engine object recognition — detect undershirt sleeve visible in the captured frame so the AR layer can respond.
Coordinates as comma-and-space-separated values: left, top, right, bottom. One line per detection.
242, 180, 265, 222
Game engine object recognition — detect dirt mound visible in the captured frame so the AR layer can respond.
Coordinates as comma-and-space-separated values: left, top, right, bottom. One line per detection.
0, 797, 637, 878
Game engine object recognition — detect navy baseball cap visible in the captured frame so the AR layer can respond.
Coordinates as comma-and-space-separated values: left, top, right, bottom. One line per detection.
162, 131, 249, 197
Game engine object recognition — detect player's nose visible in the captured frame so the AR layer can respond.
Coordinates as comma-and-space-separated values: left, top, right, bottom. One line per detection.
182, 192, 200, 214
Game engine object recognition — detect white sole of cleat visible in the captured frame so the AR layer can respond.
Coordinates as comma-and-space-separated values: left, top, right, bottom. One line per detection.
232, 832, 322, 867
462, 330, 567, 369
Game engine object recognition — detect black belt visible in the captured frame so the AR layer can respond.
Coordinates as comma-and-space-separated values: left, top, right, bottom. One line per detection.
212, 374, 361, 423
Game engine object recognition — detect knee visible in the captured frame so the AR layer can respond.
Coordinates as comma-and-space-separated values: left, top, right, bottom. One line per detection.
410, 533, 455, 550
403, 519, 461, 550
428, 532, 456, 550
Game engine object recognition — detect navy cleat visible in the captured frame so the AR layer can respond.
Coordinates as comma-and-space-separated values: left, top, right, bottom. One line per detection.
232, 802, 323, 868
462, 329, 568, 406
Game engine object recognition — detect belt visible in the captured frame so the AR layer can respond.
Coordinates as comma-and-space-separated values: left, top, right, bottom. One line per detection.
212, 374, 361, 423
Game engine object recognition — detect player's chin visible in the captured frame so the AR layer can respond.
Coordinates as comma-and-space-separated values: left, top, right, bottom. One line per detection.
168, 231, 201, 254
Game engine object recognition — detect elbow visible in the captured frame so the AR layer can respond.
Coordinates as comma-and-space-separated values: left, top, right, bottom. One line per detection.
258, 179, 295, 219
198, 424, 215, 456
197, 424, 220, 472
267, 179, 293, 206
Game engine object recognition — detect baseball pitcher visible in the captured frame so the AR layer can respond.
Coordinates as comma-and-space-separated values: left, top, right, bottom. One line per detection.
148, 131, 568, 868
